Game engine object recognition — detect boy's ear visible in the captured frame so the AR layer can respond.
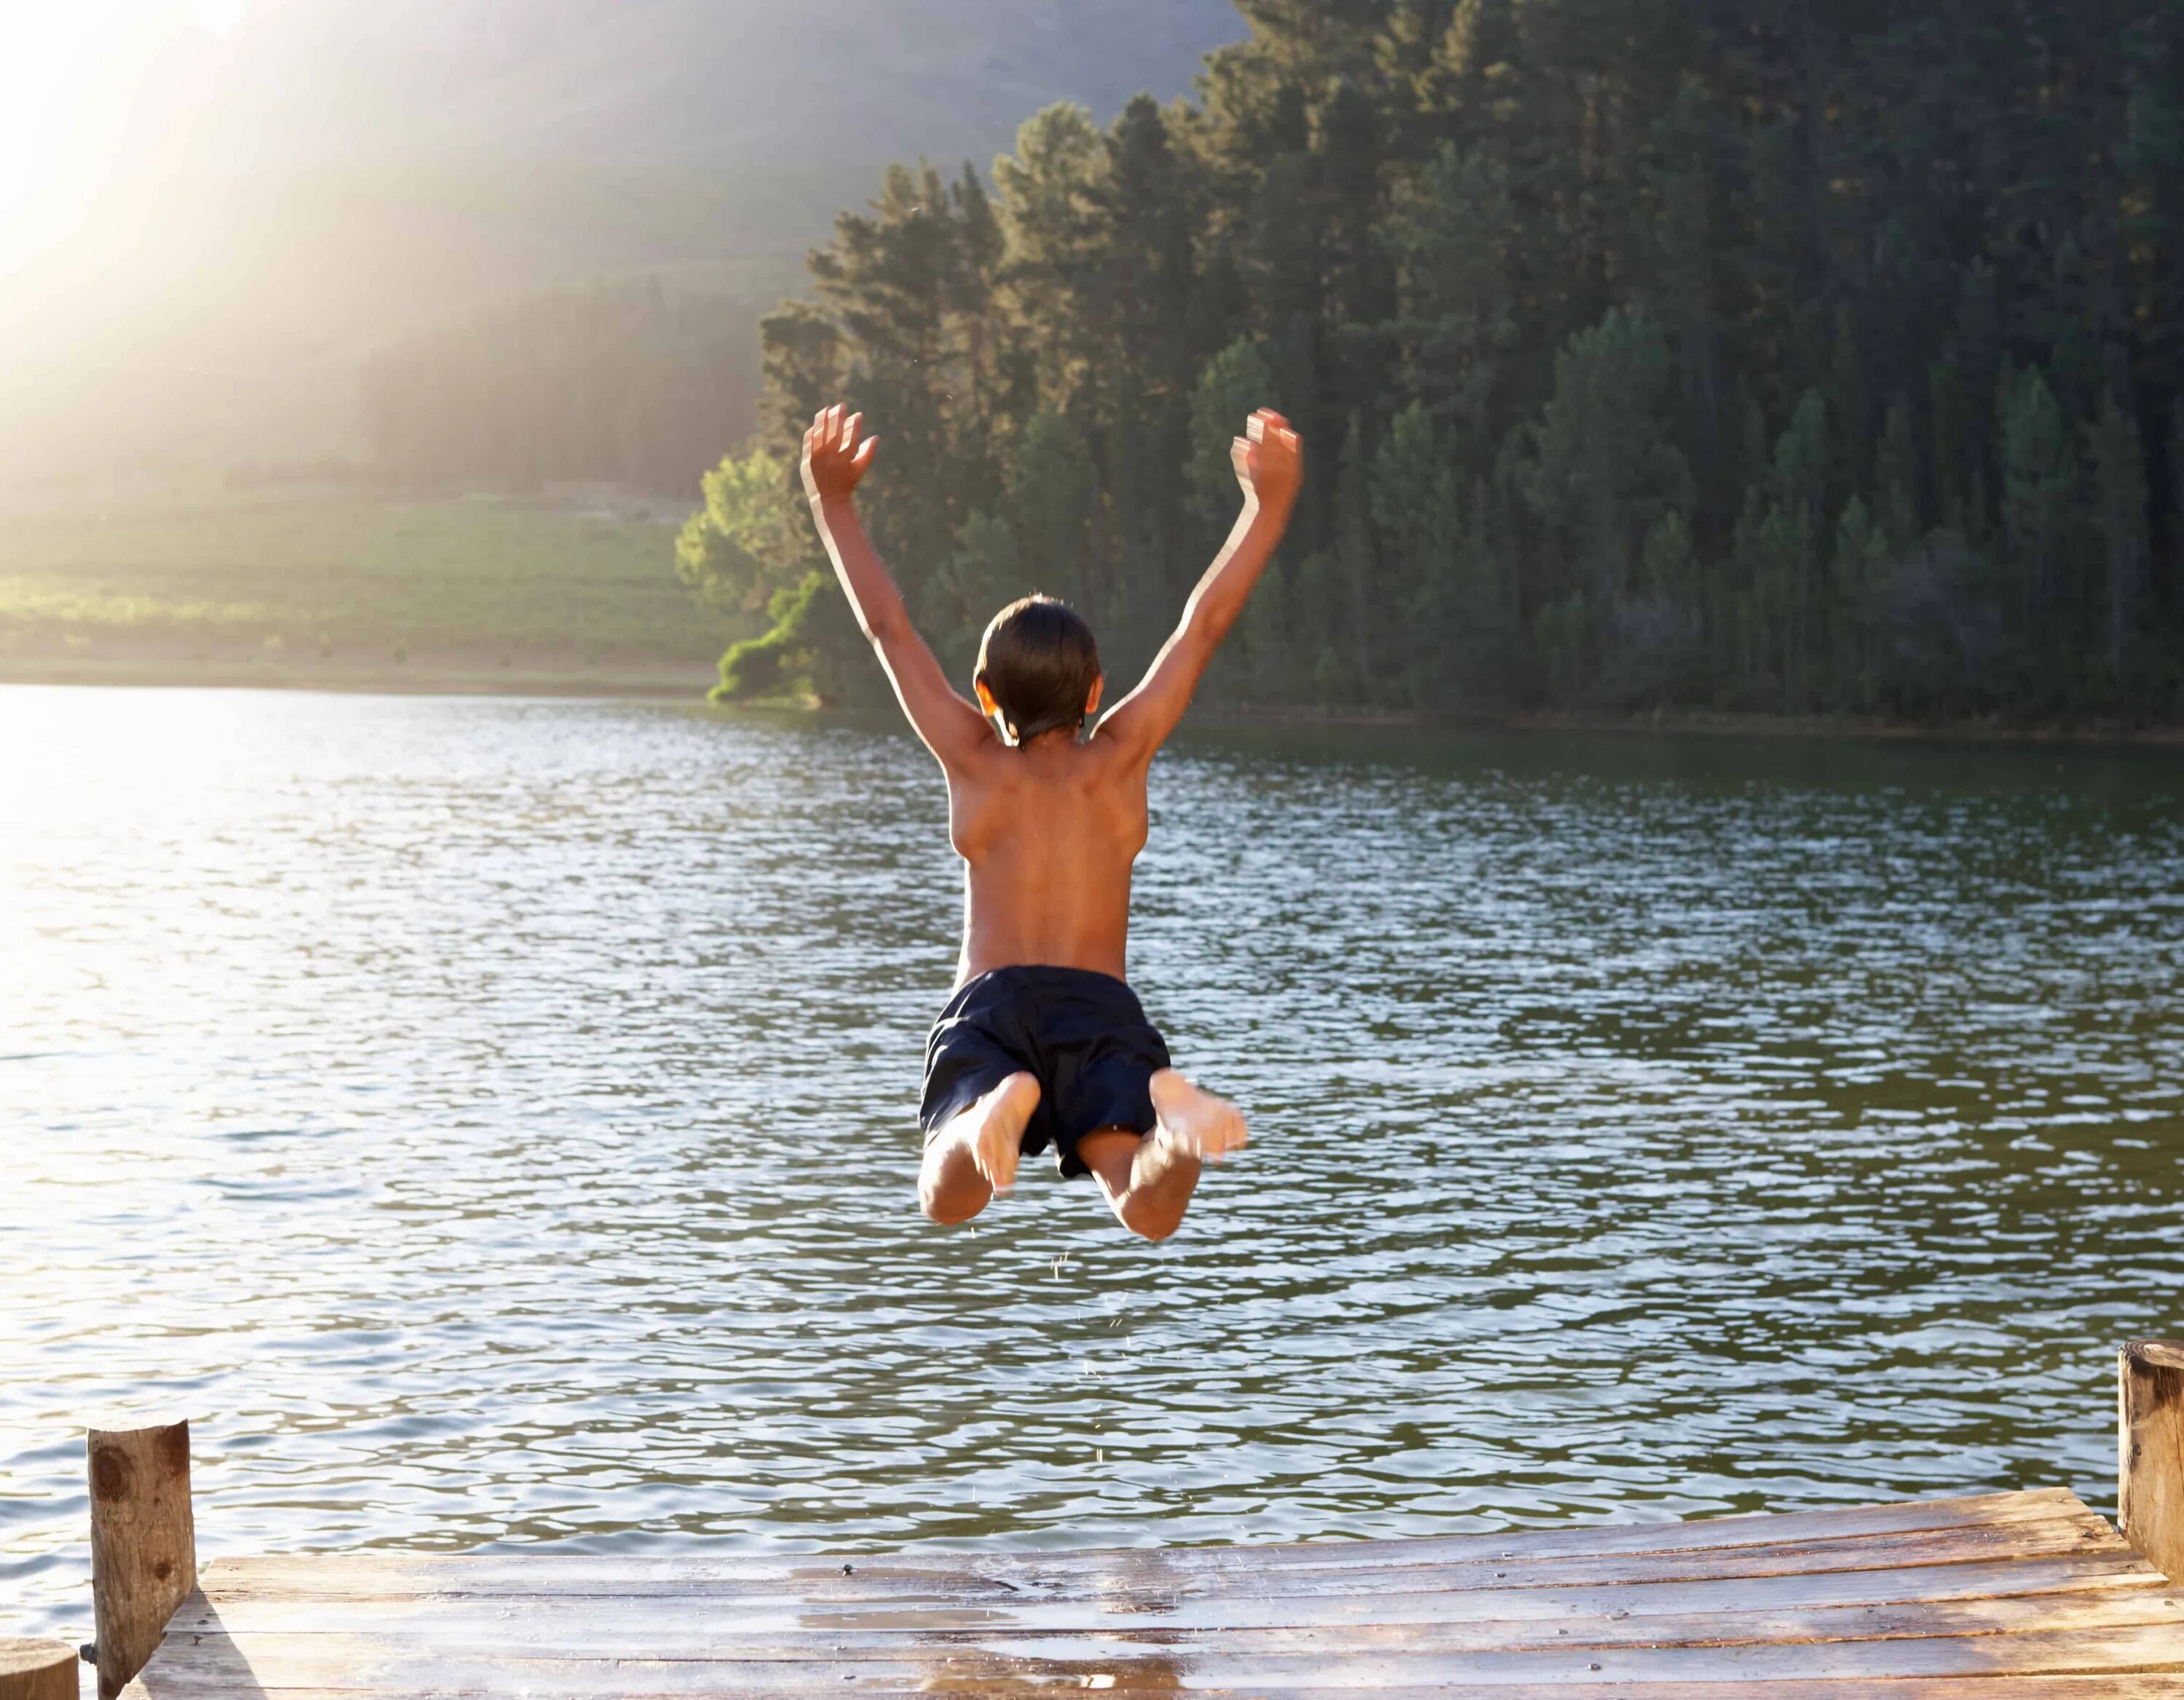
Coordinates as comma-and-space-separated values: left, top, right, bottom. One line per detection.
974, 674, 1000, 719
1084, 673, 1104, 717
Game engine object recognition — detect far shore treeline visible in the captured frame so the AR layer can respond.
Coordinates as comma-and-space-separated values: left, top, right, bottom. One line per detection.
668, 0, 2184, 726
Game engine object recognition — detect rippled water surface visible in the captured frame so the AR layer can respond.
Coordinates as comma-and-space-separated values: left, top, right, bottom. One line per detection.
4, 684, 2182, 1641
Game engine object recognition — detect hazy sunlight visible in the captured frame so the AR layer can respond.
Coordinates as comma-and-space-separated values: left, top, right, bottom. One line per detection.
0, 0, 237, 271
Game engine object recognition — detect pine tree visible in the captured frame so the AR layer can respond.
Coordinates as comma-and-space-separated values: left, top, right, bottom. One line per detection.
1334, 415, 1378, 700
2088, 393, 2150, 681
1188, 341, 1279, 539
670, 0, 2184, 724
1827, 306, 1868, 499
759, 302, 846, 443
1369, 400, 1465, 699
1518, 308, 1693, 617
933, 510, 1023, 667
1875, 396, 1923, 553
1770, 390, 1829, 708
1006, 408, 1097, 614
1998, 365, 2076, 647
1829, 496, 1894, 713
1385, 143, 1518, 454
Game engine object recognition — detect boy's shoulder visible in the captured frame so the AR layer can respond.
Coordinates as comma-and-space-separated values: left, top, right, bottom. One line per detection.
944, 730, 1145, 791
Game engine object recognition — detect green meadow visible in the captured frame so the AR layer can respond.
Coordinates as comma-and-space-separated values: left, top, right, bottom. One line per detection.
0, 488, 734, 692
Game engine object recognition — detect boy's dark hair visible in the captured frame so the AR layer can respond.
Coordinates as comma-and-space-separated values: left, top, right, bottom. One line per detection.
976, 594, 1101, 744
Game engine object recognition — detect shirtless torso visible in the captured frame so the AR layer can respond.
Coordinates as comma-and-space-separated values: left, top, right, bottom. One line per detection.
800, 401, 1302, 1238
948, 730, 1145, 984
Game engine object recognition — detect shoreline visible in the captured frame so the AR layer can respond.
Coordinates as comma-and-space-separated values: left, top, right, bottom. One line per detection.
0, 649, 714, 700
1495, 707, 2184, 748
4, 655, 2181, 747
1192, 703, 2184, 749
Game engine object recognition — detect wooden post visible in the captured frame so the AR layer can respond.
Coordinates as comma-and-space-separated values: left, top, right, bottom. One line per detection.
87, 1420, 195, 1700
2119, 1340, 2184, 1583
0, 1641, 79, 1700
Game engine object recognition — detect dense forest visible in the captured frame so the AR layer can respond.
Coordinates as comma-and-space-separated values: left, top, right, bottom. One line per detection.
360, 282, 760, 495
676, 0, 2184, 723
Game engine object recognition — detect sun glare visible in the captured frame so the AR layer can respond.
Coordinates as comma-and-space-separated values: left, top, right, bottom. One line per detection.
186, 0, 244, 34
0, 1, 241, 272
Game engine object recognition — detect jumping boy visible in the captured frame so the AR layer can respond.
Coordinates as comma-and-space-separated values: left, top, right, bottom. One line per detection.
801, 402, 1303, 1241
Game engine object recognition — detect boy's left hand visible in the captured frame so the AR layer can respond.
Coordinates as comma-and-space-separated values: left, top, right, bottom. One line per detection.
1233, 408, 1302, 512
802, 404, 877, 505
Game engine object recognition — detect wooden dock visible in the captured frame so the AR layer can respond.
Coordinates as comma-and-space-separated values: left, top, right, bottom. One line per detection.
23, 1342, 2182, 1699
125, 1487, 2184, 1696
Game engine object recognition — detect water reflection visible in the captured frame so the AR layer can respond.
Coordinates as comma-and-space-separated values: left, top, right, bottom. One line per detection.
2, 686, 2180, 1644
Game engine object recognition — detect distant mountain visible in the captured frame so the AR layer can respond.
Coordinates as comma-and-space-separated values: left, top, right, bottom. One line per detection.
0, 0, 1243, 480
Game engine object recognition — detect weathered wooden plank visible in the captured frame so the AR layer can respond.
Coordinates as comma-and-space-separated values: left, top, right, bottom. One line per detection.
175, 1554, 2169, 1637
119, 1677, 2184, 1686
141, 1584, 2184, 1660
2124, 1340, 2184, 1584
118, 1682, 2184, 1700
191, 1517, 2134, 1604
192, 1490, 2102, 1598
117, 1621, 2184, 1693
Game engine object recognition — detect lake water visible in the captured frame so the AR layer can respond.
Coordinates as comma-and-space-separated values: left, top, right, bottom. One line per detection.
4, 684, 2182, 1643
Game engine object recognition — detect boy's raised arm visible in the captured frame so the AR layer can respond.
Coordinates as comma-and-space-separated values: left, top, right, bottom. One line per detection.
802, 406, 994, 767
1097, 408, 1302, 761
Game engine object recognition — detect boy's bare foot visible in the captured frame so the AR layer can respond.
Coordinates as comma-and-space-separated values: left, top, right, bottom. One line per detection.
1150, 1069, 1248, 1158
921, 1071, 1040, 1223
1134, 1069, 1246, 1190
960, 1071, 1042, 1195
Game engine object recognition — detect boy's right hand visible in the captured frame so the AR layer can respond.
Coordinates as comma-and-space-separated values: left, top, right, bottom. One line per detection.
802, 404, 877, 506
1233, 408, 1302, 513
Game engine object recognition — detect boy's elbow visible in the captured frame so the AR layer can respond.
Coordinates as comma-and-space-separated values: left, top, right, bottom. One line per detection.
1184, 604, 1238, 655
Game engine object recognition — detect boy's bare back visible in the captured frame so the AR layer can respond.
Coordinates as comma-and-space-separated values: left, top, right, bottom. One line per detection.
945, 731, 1145, 983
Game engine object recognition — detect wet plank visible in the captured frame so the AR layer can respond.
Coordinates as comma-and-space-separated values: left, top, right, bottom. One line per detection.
175, 1554, 2169, 1634
194, 1489, 2110, 1595
115, 1677, 2184, 1686
150, 1584, 2184, 1656
125, 1490, 2184, 1695
190, 1519, 2135, 1604
118, 1625, 2184, 1693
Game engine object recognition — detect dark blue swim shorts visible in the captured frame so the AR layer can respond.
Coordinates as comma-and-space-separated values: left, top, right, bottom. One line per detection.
919, 965, 1171, 1179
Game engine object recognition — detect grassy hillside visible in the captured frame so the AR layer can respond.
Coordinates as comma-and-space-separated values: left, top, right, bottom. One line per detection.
0, 488, 732, 694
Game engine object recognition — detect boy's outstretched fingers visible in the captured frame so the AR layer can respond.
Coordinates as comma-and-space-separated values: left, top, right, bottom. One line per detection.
1235, 408, 1302, 507
802, 403, 879, 500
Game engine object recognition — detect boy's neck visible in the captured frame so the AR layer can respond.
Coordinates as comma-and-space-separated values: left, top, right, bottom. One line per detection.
1014, 724, 1082, 751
